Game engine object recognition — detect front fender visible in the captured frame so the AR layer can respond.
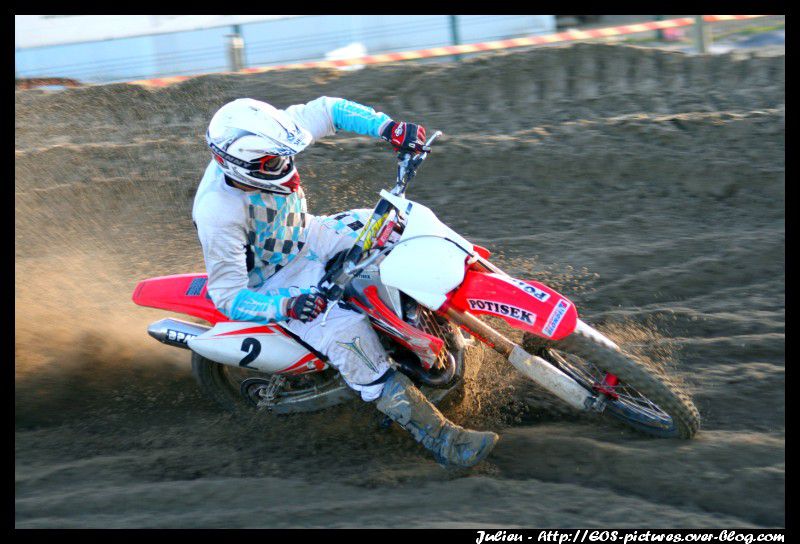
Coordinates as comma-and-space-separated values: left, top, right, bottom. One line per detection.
448, 271, 578, 341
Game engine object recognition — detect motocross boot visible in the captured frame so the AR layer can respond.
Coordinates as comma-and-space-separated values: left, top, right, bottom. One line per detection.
375, 370, 499, 467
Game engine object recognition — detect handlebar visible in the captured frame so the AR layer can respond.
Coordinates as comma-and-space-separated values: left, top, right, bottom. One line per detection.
316, 129, 442, 325
392, 130, 442, 196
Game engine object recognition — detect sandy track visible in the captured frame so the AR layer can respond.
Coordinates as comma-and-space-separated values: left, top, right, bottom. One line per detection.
15, 44, 784, 528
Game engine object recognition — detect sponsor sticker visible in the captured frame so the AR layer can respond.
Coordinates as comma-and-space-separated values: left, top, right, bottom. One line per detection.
376, 220, 396, 247
167, 329, 197, 345
543, 299, 570, 337
185, 277, 207, 296
468, 299, 536, 325
362, 214, 387, 250
496, 275, 550, 302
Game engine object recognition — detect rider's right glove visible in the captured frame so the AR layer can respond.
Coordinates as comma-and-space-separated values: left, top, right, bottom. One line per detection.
285, 293, 328, 323
381, 121, 428, 154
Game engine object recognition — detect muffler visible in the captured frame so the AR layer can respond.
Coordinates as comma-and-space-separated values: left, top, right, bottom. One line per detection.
147, 318, 211, 349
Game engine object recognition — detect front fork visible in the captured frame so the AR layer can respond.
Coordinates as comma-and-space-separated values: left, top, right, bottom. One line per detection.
443, 306, 600, 412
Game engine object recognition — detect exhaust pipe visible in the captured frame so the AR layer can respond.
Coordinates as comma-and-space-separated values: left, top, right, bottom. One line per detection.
394, 351, 459, 388
147, 318, 211, 349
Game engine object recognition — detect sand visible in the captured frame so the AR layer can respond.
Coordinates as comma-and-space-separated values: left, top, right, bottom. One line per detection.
15, 43, 784, 528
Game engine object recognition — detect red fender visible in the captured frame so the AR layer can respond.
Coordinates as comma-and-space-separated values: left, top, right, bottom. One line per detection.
132, 273, 229, 324
447, 271, 578, 341
473, 244, 492, 259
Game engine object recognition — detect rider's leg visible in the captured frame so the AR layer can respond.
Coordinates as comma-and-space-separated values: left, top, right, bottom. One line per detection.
285, 302, 391, 400
287, 305, 499, 467
375, 370, 499, 468
263, 214, 499, 466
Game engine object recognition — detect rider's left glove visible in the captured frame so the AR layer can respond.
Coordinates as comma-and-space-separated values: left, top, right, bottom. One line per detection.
285, 293, 328, 323
381, 121, 427, 154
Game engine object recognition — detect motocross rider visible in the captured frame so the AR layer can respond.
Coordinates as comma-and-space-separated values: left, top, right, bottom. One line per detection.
193, 97, 498, 467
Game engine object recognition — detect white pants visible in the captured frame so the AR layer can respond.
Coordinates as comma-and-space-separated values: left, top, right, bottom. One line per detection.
256, 212, 391, 401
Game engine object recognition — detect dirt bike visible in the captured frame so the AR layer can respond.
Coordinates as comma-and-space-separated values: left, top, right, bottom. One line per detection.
133, 131, 700, 438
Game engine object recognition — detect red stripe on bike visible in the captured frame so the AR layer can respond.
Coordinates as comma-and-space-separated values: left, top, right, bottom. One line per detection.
215, 326, 275, 337
279, 352, 318, 374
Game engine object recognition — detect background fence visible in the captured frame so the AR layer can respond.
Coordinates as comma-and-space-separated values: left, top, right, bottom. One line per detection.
14, 15, 556, 83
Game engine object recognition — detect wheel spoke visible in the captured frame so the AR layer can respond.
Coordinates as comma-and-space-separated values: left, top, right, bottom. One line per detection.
522, 327, 699, 439
550, 349, 672, 424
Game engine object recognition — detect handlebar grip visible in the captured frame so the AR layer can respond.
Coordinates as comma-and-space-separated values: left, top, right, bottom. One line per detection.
425, 130, 443, 147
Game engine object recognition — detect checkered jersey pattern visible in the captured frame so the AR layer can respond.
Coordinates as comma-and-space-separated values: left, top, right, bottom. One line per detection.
246, 188, 309, 286
320, 210, 371, 239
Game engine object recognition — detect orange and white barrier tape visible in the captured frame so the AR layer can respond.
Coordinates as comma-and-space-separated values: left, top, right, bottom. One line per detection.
129, 15, 767, 88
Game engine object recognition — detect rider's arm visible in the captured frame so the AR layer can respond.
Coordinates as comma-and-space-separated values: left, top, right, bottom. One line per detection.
194, 196, 292, 324
227, 288, 290, 323
284, 96, 392, 142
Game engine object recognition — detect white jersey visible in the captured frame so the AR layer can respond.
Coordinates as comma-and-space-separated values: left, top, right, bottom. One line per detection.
192, 96, 391, 322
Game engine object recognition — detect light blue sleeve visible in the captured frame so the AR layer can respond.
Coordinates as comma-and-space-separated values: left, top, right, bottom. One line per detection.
227, 289, 288, 323
329, 98, 392, 138
225, 287, 314, 324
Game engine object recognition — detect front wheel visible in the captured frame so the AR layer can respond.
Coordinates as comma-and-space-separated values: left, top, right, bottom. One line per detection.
522, 321, 700, 438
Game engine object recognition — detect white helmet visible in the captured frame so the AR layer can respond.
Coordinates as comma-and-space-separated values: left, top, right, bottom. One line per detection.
206, 98, 312, 194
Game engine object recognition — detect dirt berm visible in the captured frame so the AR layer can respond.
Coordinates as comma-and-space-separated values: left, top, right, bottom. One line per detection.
15, 43, 784, 528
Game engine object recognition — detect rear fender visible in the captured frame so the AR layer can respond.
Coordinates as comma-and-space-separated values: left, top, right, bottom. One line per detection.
448, 271, 578, 340
132, 273, 228, 324
188, 322, 327, 375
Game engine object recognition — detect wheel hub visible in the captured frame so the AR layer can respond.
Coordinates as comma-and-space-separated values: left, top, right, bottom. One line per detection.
240, 375, 286, 410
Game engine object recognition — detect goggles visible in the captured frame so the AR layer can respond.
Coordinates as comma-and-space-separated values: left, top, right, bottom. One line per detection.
209, 143, 293, 180
256, 154, 289, 174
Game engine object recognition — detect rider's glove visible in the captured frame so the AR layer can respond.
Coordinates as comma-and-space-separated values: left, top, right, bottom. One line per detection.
381, 121, 427, 154
285, 293, 327, 323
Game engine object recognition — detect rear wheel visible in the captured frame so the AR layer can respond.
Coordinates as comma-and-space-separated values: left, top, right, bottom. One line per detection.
190, 313, 466, 414
522, 321, 700, 438
190, 352, 342, 414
